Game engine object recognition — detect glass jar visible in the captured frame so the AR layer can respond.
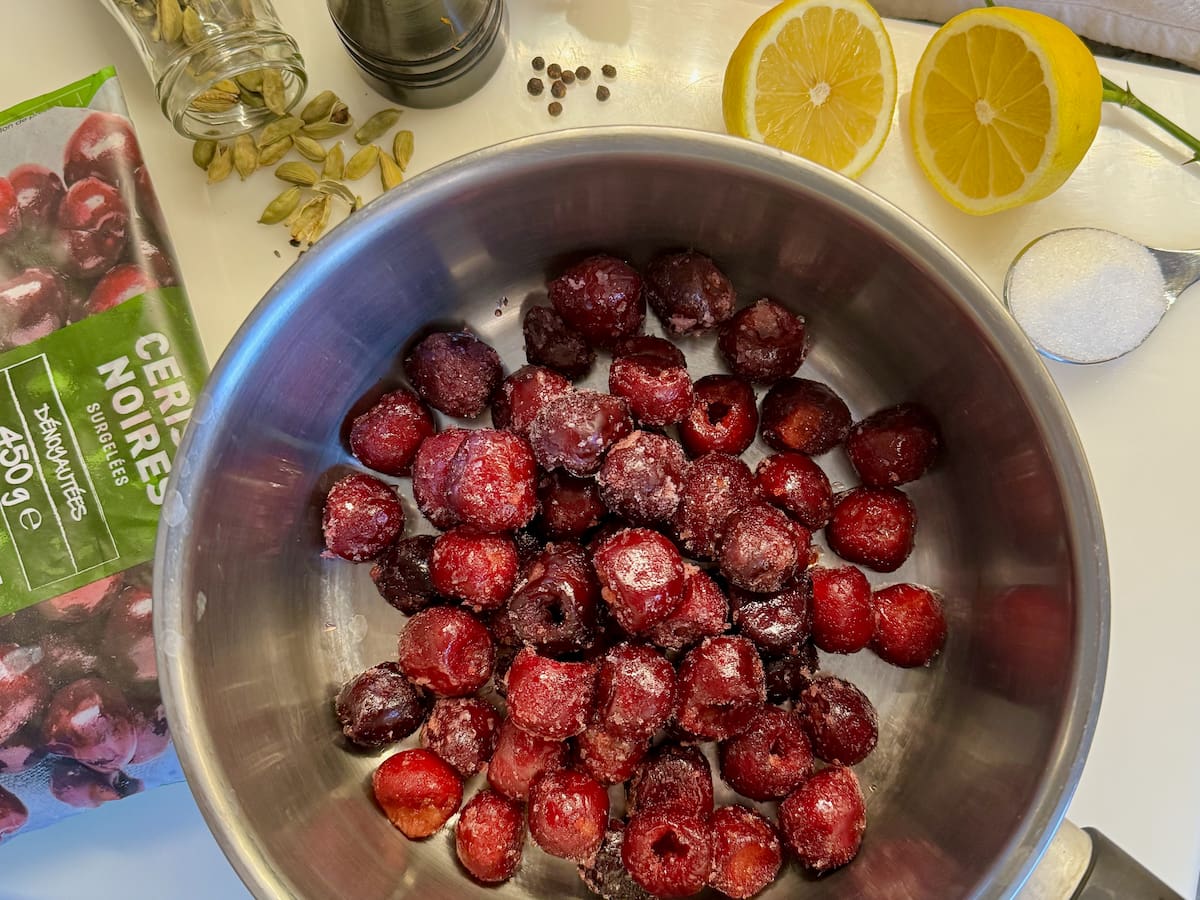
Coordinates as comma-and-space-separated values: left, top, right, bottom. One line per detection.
101, 0, 307, 140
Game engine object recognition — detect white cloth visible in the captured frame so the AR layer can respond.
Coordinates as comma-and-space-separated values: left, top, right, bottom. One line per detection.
873, 0, 1200, 69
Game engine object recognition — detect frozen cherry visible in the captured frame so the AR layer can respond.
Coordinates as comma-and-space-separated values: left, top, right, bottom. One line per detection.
579, 821, 655, 900
764, 642, 819, 703
491, 365, 572, 436
430, 528, 518, 611
487, 717, 568, 801
674, 636, 765, 741
507, 542, 600, 656
396, 606, 494, 696
719, 705, 814, 801
528, 768, 610, 862
717, 298, 808, 383
760, 377, 852, 455
8, 164, 64, 232
779, 766, 866, 873
455, 790, 526, 883
548, 254, 645, 348
0, 644, 49, 744
128, 699, 172, 764
644, 250, 736, 334
373, 748, 463, 838
0, 267, 69, 350
719, 504, 801, 594
671, 452, 760, 560
42, 677, 136, 773
523, 305, 595, 379
755, 452, 833, 529
796, 675, 878, 766
86, 265, 157, 316
349, 389, 434, 476
729, 579, 812, 655
845, 402, 941, 487
63, 112, 144, 186
535, 470, 607, 540
370, 534, 440, 614
0, 727, 45, 775
679, 374, 758, 457
708, 806, 782, 899
404, 331, 503, 418
49, 760, 141, 809
809, 565, 873, 653
321, 472, 404, 562
505, 647, 597, 739
592, 527, 685, 634
871, 583, 946, 667
38, 631, 101, 689
628, 745, 714, 818
446, 428, 538, 533
411, 428, 468, 529
647, 566, 728, 652
528, 389, 633, 476
573, 725, 648, 785
622, 808, 712, 898
827, 486, 917, 572
101, 585, 156, 684
593, 643, 675, 740
609, 342, 694, 426
422, 696, 501, 776
56, 176, 129, 279
335, 660, 429, 749
36, 573, 119, 622
596, 431, 690, 525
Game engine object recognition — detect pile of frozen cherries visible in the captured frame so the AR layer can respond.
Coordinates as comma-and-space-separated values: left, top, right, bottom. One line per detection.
321, 251, 947, 898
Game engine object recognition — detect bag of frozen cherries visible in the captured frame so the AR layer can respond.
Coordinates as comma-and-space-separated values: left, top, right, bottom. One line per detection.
0, 68, 206, 841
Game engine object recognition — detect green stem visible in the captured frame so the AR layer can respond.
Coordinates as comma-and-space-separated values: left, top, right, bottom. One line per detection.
1101, 75, 1200, 164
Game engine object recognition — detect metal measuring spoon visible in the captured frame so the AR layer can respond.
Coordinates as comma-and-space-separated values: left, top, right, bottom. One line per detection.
1003, 227, 1200, 364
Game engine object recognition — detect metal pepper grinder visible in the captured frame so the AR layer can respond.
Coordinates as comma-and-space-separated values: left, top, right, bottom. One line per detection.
327, 0, 507, 108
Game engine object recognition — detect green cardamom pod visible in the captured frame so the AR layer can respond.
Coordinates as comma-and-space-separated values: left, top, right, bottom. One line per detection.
239, 86, 265, 109
192, 139, 217, 169
213, 79, 240, 95
258, 186, 302, 225
206, 144, 233, 184
379, 151, 404, 191
330, 101, 351, 125
292, 134, 327, 163
275, 161, 319, 187
392, 130, 414, 171
233, 133, 258, 179
257, 135, 292, 166
299, 90, 337, 125
236, 70, 264, 93
290, 195, 331, 246
354, 109, 402, 145
157, 0, 184, 43
257, 115, 303, 148
301, 119, 351, 140
322, 142, 345, 180
190, 88, 238, 113
313, 179, 357, 205
261, 68, 287, 116
181, 5, 205, 44
344, 144, 379, 181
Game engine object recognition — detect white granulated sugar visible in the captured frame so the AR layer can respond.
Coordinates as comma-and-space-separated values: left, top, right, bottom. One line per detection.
1007, 228, 1168, 363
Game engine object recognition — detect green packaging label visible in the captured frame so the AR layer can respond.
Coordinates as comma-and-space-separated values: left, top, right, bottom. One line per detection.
0, 287, 205, 616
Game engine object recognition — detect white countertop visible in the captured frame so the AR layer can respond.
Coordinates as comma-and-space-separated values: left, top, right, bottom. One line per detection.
1, 1, 1197, 898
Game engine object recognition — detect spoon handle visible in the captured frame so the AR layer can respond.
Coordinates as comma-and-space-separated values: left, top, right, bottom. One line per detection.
1150, 246, 1200, 298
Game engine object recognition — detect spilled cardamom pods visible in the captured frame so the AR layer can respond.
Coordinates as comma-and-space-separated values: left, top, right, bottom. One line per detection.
322, 142, 345, 180
257, 135, 292, 166
236, 70, 264, 93
354, 109, 402, 145
192, 139, 217, 170
344, 144, 379, 180
292, 134, 327, 163
379, 151, 404, 191
191, 88, 239, 113
206, 144, 233, 183
182, 5, 205, 44
301, 118, 352, 140
393, 130, 414, 171
262, 68, 287, 116
257, 115, 303, 148
313, 179, 357, 205
258, 186, 302, 224
275, 161, 319, 187
300, 90, 337, 125
233, 133, 258, 179
157, 0, 184, 43
290, 195, 331, 246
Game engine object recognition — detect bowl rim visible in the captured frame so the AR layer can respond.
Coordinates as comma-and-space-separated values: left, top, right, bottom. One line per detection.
154, 124, 1109, 900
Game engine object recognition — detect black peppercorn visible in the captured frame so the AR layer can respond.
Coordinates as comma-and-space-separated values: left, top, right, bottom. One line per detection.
601, 64, 617, 78
551, 80, 566, 99
548, 101, 563, 117
576, 65, 591, 81
561, 69, 576, 85
547, 63, 563, 80
527, 77, 545, 96
596, 85, 611, 101
532, 56, 545, 71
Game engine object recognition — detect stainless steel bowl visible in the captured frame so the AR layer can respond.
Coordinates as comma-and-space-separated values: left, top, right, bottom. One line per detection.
155, 127, 1107, 900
